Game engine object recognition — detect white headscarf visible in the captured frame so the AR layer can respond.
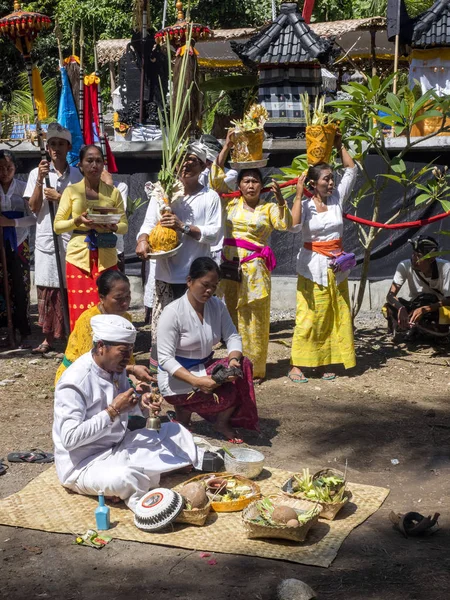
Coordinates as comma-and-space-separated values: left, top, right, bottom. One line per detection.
205, 148, 219, 162
186, 141, 208, 164
91, 314, 137, 344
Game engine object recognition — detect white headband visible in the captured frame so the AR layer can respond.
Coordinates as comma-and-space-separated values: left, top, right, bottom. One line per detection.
91, 314, 137, 345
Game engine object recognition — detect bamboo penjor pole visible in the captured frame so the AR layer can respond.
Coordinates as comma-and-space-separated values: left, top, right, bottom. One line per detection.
79, 23, 84, 131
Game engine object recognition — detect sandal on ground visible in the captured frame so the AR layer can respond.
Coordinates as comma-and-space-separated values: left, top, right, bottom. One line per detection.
253, 377, 265, 386
7, 449, 54, 464
0, 459, 9, 475
31, 343, 54, 355
321, 372, 336, 381
287, 370, 308, 383
215, 431, 244, 445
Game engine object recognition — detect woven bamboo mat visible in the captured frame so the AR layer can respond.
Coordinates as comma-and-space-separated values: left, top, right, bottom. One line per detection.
0, 466, 389, 567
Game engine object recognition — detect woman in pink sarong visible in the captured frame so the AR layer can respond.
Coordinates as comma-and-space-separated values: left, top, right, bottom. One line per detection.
157, 257, 258, 444
220, 169, 292, 382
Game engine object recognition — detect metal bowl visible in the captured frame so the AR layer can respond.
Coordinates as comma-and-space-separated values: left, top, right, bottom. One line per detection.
88, 213, 121, 225
224, 448, 265, 479
229, 159, 268, 170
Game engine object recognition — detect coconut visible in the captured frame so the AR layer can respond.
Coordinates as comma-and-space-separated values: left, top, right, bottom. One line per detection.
286, 519, 300, 528
272, 505, 298, 524
180, 482, 208, 509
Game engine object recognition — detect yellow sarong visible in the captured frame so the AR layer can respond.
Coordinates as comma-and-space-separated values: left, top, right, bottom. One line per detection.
291, 270, 356, 369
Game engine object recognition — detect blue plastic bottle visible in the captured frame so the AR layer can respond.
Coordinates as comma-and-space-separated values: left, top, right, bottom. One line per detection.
95, 491, 110, 531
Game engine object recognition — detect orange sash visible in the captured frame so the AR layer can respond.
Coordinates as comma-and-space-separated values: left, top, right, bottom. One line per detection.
303, 238, 343, 258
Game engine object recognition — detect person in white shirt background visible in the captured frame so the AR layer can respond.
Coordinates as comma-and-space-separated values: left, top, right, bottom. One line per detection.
384, 235, 450, 340
199, 134, 238, 266
0, 150, 36, 348
135, 142, 222, 372
24, 123, 83, 354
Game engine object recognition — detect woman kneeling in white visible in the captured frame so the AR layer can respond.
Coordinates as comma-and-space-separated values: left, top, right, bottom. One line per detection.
157, 257, 259, 444
53, 314, 204, 512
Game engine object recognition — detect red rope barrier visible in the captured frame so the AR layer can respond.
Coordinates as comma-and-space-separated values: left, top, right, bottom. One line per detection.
221, 177, 450, 229
343, 210, 450, 229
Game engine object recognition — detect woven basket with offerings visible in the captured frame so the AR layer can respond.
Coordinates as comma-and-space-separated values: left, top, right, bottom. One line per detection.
229, 104, 268, 169
301, 93, 337, 166
281, 467, 351, 521
242, 494, 321, 541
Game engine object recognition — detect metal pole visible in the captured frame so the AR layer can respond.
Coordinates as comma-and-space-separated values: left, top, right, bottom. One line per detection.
162, 0, 168, 29
20, 39, 70, 336
0, 226, 16, 347
139, 2, 147, 124
393, 34, 400, 95
93, 31, 108, 158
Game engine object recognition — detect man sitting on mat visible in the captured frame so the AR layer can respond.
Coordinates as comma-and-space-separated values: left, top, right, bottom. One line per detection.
53, 314, 219, 512
383, 236, 450, 341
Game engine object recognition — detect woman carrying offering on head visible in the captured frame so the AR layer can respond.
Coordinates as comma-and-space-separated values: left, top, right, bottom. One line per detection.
220, 168, 292, 383
288, 132, 357, 383
54, 270, 154, 387
54, 145, 128, 330
0, 150, 36, 348
157, 257, 259, 444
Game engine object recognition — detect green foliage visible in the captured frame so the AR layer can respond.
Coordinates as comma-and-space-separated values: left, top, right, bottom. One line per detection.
6, 74, 58, 121
158, 31, 193, 198
404, 0, 434, 18
326, 75, 450, 316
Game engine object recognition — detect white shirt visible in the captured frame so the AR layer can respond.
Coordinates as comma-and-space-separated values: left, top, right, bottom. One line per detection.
393, 259, 450, 300
157, 293, 242, 396
53, 352, 133, 486
0, 179, 36, 247
138, 187, 222, 284
290, 166, 357, 287
115, 181, 128, 255
199, 165, 238, 254
24, 164, 83, 253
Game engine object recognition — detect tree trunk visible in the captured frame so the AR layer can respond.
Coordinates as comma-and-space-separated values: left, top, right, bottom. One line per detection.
352, 236, 375, 319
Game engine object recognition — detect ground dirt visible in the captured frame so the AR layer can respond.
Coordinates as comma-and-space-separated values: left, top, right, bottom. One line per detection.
1, 308, 449, 600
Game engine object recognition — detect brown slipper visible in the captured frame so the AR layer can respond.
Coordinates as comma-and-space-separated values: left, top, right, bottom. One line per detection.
31, 343, 54, 355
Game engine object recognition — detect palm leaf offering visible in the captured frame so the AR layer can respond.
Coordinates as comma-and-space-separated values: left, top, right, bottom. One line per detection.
148, 26, 195, 254
300, 93, 333, 127
292, 468, 346, 504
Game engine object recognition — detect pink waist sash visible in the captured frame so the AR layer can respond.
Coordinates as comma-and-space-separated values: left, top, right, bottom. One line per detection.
223, 238, 277, 272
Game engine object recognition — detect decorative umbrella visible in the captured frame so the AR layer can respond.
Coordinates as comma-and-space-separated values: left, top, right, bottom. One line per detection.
0, 1, 70, 337
154, 1, 212, 48
155, 1, 212, 135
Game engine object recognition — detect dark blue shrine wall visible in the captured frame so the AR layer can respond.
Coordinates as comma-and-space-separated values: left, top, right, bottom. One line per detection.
16, 150, 450, 280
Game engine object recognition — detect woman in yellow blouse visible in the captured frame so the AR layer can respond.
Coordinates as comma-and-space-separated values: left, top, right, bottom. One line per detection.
220, 169, 292, 382
54, 145, 128, 330
55, 270, 154, 386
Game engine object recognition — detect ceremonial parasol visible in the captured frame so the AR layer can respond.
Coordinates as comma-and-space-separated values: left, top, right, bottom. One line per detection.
0, 1, 70, 337
155, 1, 212, 135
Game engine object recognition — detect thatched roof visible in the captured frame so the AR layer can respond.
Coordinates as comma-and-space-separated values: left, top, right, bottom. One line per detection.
310, 16, 386, 38
96, 17, 388, 66
96, 28, 257, 66
97, 39, 129, 65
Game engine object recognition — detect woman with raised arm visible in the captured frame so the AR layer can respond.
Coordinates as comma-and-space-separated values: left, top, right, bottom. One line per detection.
288, 133, 358, 383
